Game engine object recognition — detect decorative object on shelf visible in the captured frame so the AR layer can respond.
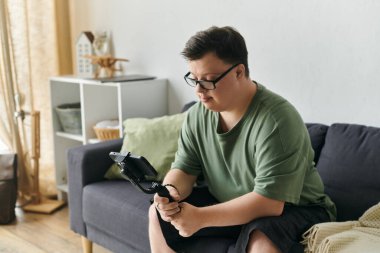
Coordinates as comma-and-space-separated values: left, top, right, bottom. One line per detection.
83, 54, 129, 78
76, 31, 96, 77
93, 31, 111, 56
55, 103, 82, 134
93, 120, 120, 140
76, 30, 128, 78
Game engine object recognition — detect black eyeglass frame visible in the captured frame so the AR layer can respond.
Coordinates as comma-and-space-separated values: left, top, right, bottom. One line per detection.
184, 63, 241, 90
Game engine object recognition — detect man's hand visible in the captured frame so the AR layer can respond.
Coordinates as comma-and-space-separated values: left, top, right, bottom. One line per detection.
154, 186, 181, 222
155, 169, 197, 222
170, 202, 205, 237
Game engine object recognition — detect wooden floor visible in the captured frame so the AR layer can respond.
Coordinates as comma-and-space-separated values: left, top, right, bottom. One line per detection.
0, 205, 111, 253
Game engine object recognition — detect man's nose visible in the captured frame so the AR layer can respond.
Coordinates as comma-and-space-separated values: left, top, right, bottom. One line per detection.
195, 82, 206, 93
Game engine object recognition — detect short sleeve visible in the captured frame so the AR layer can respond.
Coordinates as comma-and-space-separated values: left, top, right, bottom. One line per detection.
171, 112, 202, 176
253, 115, 310, 204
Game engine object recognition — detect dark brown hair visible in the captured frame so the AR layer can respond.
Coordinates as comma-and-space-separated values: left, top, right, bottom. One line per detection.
181, 26, 249, 77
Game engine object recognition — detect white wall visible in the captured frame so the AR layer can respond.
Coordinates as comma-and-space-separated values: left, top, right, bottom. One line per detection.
70, 0, 380, 127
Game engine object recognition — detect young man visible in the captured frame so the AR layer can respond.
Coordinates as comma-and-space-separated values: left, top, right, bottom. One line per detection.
149, 26, 336, 253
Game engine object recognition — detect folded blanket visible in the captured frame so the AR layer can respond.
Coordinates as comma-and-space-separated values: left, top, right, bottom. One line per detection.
302, 203, 380, 253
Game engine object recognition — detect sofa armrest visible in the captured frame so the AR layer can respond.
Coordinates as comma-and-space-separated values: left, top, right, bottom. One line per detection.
67, 138, 122, 236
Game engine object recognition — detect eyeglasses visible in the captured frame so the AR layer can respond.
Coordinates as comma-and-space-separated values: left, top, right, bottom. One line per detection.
184, 63, 240, 90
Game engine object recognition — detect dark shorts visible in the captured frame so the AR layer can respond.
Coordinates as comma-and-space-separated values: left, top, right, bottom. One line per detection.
157, 187, 330, 253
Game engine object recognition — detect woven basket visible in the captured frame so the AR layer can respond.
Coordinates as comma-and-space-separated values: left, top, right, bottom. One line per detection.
93, 127, 120, 140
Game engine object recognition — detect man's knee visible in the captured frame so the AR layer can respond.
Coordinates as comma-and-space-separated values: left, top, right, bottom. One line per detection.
149, 204, 158, 223
247, 230, 281, 253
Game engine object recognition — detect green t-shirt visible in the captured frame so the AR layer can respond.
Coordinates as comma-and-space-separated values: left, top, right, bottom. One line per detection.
172, 83, 336, 221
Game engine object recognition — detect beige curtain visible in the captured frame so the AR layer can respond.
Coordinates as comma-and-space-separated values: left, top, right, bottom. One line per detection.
0, 0, 73, 198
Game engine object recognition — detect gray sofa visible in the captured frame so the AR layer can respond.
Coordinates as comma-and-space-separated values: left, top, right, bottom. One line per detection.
68, 118, 380, 252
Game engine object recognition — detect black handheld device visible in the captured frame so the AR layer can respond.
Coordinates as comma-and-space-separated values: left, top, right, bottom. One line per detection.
109, 151, 174, 202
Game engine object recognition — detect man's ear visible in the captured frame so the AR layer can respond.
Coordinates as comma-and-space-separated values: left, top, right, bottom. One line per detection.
236, 64, 245, 78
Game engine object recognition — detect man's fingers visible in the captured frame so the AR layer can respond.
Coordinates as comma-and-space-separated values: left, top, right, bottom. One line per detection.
154, 194, 169, 204
157, 201, 178, 211
162, 207, 181, 216
161, 215, 172, 222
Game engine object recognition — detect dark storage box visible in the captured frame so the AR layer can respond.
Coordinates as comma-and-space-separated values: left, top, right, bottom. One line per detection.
0, 153, 17, 224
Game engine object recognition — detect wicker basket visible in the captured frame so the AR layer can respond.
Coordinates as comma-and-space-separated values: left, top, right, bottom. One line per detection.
93, 127, 120, 140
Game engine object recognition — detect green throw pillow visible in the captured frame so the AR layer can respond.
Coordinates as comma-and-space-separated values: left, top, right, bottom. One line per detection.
104, 113, 186, 181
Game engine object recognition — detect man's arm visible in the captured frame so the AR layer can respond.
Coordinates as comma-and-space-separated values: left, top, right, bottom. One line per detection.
200, 191, 284, 227
170, 191, 284, 237
162, 168, 197, 200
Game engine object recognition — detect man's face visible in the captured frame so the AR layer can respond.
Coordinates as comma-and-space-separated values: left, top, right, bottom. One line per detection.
188, 52, 240, 112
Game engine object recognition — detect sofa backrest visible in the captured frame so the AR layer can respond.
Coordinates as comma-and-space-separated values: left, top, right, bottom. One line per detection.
306, 123, 329, 165
316, 123, 380, 221
181, 101, 197, 113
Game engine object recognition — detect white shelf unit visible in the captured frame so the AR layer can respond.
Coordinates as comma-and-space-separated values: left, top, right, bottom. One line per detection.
50, 76, 168, 200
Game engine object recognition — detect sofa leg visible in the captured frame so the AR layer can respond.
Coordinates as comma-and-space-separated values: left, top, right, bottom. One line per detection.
81, 236, 93, 253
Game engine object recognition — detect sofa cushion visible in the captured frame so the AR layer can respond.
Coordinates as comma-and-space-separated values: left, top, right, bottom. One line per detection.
83, 180, 152, 253
305, 123, 329, 165
105, 113, 186, 181
316, 123, 380, 221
